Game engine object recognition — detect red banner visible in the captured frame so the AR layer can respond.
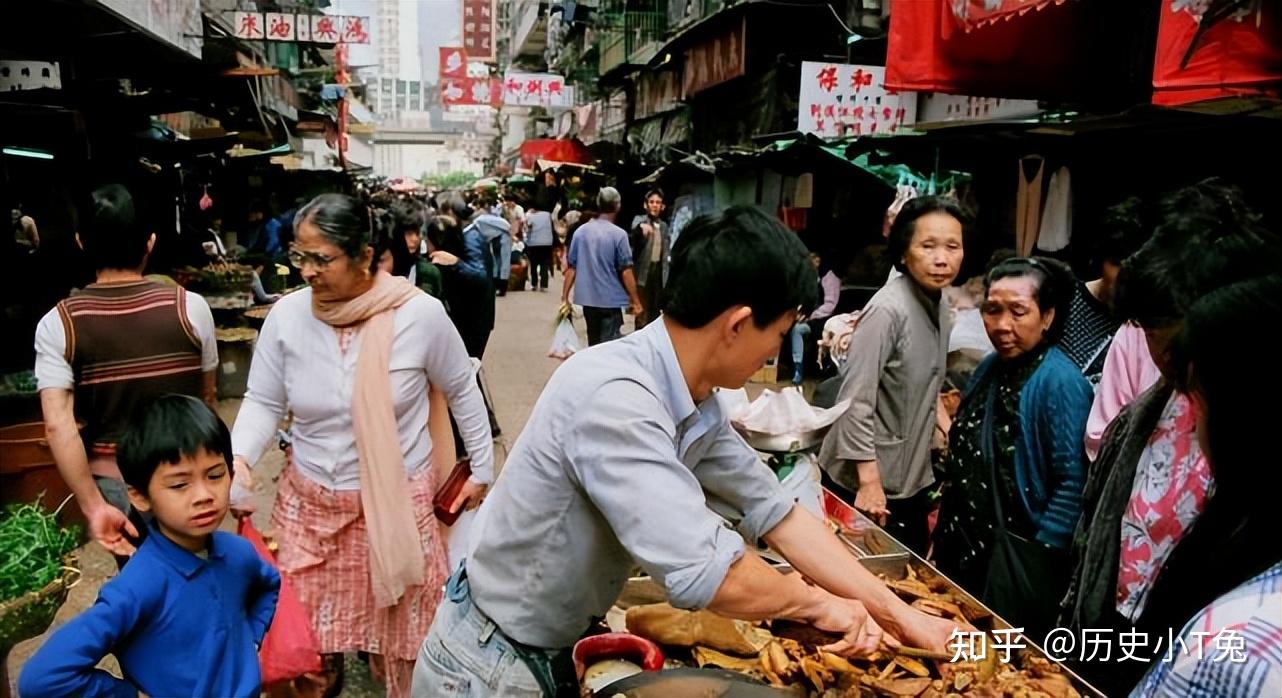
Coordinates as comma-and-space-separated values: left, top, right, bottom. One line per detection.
440, 47, 468, 79
885, 0, 1086, 101
462, 0, 496, 62
1152, 2, 1281, 106
440, 77, 501, 107
950, 0, 1071, 31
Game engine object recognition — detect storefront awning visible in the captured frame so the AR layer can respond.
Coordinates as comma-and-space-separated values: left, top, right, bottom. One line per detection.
517, 138, 593, 172
1152, 2, 1281, 107
950, 0, 1073, 32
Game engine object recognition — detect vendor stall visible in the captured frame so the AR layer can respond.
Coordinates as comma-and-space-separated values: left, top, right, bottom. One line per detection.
569, 388, 1104, 697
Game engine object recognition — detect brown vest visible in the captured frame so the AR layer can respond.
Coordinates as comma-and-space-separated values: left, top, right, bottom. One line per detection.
57, 280, 205, 453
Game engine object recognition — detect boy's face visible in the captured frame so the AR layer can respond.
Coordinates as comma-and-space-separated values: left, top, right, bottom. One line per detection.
709, 307, 797, 392
128, 447, 232, 553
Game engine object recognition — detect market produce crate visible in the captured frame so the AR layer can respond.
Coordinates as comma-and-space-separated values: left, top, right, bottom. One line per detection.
0, 422, 86, 534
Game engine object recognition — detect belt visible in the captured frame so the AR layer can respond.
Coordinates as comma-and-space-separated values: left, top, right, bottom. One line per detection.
446, 565, 580, 697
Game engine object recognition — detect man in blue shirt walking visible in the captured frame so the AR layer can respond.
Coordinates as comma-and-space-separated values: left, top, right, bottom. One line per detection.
562, 187, 642, 345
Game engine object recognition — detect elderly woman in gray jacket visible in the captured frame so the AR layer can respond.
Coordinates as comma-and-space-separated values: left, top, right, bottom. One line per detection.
819, 196, 967, 555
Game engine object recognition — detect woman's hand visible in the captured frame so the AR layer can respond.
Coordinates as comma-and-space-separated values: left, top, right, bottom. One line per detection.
449, 477, 488, 514
853, 461, 890, 526
430, 250, 459, 266
229, 456, 258, 518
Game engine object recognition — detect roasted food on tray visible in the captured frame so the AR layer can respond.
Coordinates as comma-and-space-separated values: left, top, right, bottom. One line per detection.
620, 564, 1081, 698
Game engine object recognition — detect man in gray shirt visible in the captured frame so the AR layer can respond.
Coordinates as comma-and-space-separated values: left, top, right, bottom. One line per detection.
413, 207, 961, 697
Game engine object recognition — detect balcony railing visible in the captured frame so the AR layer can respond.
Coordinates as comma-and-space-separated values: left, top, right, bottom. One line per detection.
597, 8, 667, 74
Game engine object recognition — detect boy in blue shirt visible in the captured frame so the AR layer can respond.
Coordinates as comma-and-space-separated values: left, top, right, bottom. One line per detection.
20, 395, 280, 698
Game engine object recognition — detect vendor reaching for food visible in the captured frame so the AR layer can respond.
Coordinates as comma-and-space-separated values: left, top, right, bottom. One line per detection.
411, 207, 963, 697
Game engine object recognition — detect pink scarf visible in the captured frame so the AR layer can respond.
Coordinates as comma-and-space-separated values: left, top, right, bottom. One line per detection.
312, 271, 426, 608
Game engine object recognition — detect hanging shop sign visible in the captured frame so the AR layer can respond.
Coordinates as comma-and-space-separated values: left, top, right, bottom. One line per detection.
502, 72, 574, 108
98, 0, 202, 58
797, 62, 917, 138
636, 69, 683, 120
440, 47, 468, 79
233, 13, 370, 44
916, 93, 1040, 125
682, 17, 745, 96
0, 61, 62, 92
462, 0, 497, 62
441, 77, 502, 108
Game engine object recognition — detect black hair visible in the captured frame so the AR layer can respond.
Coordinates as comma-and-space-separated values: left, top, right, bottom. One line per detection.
644, 188, 665, 202
294, 193, 371, 261
80, 183, 151, 271
1180, 275, 1282, 491
426, 214, 466, 258
1096, 196, 1148, 266
502, 191, 518, 203
664, 206, 818, 329
886, 196, 969, 274
985, 256, 1074, 344
117, 394, 233, 494
1113, 180, 1282, 330
441, 194, 474, 222
388, 199, 425, 276
985, 248, 1018, 273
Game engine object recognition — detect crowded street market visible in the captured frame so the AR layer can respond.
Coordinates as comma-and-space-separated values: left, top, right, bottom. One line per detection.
1, 1, 1280, 697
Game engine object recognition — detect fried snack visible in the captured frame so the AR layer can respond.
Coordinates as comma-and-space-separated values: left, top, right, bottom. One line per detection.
691, 646, 765, 678
625, 603, 772, 655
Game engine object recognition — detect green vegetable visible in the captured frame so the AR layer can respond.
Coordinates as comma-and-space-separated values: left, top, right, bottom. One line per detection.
0, 495, 81, 602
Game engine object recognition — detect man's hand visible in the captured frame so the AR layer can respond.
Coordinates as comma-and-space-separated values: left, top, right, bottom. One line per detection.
640, 223, 654, 238
629, 300, 643, 316
87, 502, 138, 557
807, 594, 884, 657
449, 477, 488, 514
854, 461, 889, 526
893, 611, 970, 655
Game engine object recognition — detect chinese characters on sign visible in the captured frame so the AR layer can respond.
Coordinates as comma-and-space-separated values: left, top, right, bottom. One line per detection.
440, 78, 502, 108
947, 628, 1252, 665
682, 17, 745, 96
796, 62, 917, 139
233, 13, 369, 44
440, 47, 468, 79
462, 0, 496, 62
502, 72, 574, 108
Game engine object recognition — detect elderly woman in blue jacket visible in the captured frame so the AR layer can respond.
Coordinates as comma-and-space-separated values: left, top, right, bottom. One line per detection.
931, 257, 1093, 639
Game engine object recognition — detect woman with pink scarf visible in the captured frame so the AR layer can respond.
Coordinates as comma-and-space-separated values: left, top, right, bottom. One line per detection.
229, 193, 493, 696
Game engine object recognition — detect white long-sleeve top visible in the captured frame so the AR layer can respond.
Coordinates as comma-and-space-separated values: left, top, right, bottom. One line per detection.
231, 288, 493, 490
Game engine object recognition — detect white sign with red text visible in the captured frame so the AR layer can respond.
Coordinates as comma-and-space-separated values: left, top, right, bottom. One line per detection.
502, 72, 574, 109
797, 62, 917, 139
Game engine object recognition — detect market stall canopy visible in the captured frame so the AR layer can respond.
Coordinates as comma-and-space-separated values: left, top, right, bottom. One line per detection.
386, 176, 422, 193
949, 0, 1070, 31
518, 138, 593, 172
884, 0, 1148, 107
1152, 1, 1281, 107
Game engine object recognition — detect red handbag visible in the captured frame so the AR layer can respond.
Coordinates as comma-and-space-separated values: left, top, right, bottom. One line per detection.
238, 518, 323, 685
432, 459, 473, 526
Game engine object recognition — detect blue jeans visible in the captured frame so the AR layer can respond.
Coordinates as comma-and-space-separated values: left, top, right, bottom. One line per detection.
411, 575, 543, 696
583, 307, 624, 346
790, 321, 812, 366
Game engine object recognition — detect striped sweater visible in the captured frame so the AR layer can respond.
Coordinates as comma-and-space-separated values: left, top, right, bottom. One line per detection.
968, 347, 1093, 548
56, 280, 205, 452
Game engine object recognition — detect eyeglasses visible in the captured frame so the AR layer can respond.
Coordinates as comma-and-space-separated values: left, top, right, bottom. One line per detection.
287, 247, 346, 270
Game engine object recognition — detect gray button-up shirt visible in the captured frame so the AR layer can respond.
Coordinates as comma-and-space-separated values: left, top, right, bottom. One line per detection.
819, 274, 950, 499
466, 320, 796, 648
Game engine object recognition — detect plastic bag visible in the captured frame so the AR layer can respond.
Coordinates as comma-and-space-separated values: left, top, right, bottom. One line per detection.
238, 518, 323, 685
549, 317, 580, 360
